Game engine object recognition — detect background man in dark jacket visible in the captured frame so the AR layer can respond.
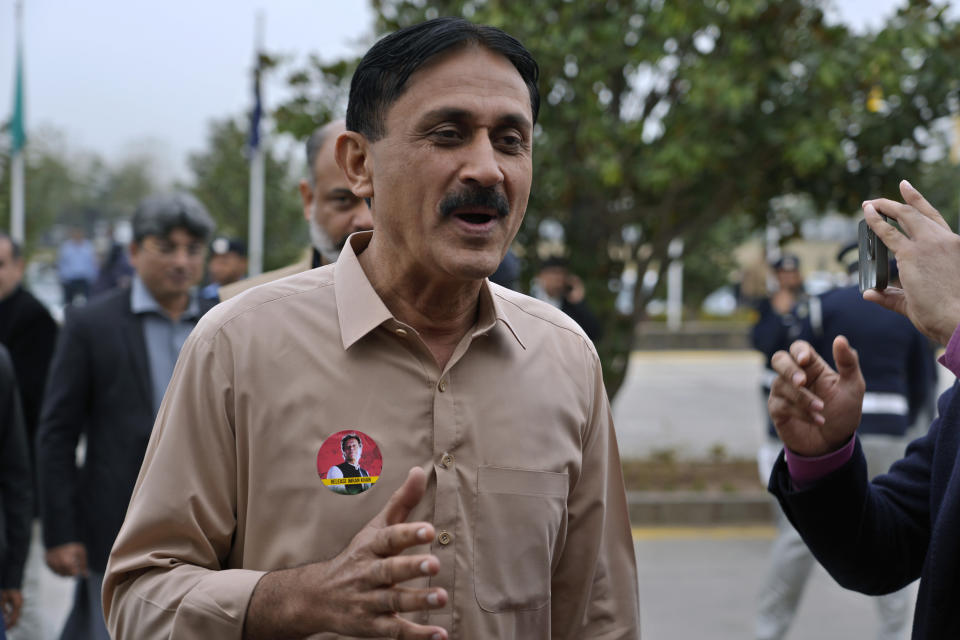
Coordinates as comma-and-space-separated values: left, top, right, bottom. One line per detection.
0, 232, 58, 640
0, 232, 58, 481
0, 345, 32, 637
37, 193, 215, 640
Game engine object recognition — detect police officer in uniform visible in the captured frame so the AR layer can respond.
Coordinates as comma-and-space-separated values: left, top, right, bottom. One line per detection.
752, 254, 817, 463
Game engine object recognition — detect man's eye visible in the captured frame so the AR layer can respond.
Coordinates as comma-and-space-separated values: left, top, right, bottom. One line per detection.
432, 128, 461, 141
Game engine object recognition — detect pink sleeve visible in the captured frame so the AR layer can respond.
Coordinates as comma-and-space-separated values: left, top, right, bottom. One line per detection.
937, 323, 960, 378
784, 437, 856, 489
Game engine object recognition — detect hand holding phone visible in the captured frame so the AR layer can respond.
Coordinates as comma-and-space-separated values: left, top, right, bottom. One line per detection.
858, 216, 888, 294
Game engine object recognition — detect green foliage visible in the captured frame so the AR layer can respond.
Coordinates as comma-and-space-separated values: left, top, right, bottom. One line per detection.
0, 128, 161, 256
273, 0, 960, 396
186, 117, 307, 272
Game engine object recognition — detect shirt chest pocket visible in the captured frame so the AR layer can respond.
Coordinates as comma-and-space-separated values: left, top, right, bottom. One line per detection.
474, 465, 568, 612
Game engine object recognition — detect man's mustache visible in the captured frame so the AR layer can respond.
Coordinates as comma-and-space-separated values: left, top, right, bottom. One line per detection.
439, 187, 509, 218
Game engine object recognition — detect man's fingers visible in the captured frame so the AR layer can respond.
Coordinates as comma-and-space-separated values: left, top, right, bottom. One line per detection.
863, 286, 907, 317
378, 467, 428, 527
369, 553, 440, 587
788, 340, 829, 385
369, 522, 435, 558
900, 180, 950, 230
369, 585, 449, 614
831, 336, 862, 383
863, 203, 908, 253
369, 615, 449, 640
769, 376, 824, 420
770, 348, 806, 387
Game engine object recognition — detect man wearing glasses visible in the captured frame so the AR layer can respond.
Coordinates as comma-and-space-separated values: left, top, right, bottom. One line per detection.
36, 193, 215, 640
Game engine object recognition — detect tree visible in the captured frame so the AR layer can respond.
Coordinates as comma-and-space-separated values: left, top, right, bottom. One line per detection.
275, 0, 960, 396
187, 117, 307, 271
0, 127, 164, 255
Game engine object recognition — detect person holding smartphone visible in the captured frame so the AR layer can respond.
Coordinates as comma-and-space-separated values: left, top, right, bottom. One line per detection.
765, 180, 960, 638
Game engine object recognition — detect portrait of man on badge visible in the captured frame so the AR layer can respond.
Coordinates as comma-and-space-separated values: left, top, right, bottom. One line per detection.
317, 430, 382, 495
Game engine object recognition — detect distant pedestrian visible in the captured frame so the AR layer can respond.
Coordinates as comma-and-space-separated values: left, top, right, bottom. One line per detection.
0, 232, 58, 462
57, 227, 98, 306
91, 224, 134, 297
0, 345, 33, 638
37, 193, 216, 640
0, 233, 58, 638
200, 237, 247, 300
751, 253, 816, 473
532, 256, 603, 342
219, 119, 373, 300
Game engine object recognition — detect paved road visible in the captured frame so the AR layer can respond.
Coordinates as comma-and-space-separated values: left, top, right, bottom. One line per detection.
635, 527, 917, 639
612, 349, 955, 461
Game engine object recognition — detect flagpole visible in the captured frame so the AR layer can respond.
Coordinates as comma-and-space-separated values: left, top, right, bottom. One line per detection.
247, 12, 265, 276
10, 0, 26, 244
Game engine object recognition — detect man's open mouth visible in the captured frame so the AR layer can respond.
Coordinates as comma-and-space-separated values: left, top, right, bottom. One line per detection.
455, 212, 497, 224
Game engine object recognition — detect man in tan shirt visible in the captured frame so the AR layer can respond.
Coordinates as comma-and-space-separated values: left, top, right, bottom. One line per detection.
104, 17, 640, 640
218, 119, 373, 300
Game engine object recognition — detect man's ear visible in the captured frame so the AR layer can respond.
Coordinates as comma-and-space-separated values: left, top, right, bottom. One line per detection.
298, 179, 314, 222
335, 131, 374, 200
128, 241, 141, 268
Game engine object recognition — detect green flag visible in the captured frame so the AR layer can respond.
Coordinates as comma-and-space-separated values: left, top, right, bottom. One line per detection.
11, 12, 25, 153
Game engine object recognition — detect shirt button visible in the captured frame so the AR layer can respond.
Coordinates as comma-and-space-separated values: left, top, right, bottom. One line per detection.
437, 530, 452, 545
395, 328, 408, 337
438, 378, 448, 392
440, 453, 454, 468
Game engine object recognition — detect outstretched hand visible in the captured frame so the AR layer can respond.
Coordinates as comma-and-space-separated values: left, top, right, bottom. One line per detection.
862, 180, 960, 345
244, 467, 448, 640
768, 337, 865, 457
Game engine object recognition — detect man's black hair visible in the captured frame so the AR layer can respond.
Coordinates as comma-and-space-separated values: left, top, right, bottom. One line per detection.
132, 193, 215, 243
0, 232, 22, 260
346, 17, 540, 141
341, 433, 362, 451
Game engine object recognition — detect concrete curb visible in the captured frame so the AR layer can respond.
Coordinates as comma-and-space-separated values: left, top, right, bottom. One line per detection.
628, 490, 774, 525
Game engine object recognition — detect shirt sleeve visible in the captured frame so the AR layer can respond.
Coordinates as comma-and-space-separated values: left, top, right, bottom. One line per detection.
550, 347, 640, 639
937, 322, 960, 377
103, 328, 265, 639
784, 437, 856, 489
326, 465, 343, 479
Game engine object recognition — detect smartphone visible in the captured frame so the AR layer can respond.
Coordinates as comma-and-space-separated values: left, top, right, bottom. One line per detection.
858, 216, 888, 294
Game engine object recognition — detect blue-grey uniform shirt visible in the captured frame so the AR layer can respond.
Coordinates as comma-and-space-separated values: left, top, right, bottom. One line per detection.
130, 276, 202, 416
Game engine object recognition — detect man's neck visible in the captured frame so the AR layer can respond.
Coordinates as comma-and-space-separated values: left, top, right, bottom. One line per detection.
358, 240, 481, 371
155, 292, 191, 322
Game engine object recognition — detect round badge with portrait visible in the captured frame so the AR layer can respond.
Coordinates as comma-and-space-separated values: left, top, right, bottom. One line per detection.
317, 430, 383, 496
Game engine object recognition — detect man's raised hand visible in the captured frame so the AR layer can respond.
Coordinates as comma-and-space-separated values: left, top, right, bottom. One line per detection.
768, 337, 865, 457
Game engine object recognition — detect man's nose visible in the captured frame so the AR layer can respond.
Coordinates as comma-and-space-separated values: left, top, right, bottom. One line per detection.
458, 135, 504, 188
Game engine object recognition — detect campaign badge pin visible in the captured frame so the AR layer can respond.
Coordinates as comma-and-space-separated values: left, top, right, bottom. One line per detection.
317, 430, 383, 496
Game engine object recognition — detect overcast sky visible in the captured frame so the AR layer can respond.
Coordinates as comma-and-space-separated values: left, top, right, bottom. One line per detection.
0, 0, 953, 184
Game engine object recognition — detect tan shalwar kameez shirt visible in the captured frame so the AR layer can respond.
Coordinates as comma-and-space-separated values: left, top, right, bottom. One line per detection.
103, 231, 640, 639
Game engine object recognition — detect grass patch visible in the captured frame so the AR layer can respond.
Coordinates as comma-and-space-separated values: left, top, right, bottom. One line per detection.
621, 456, 764, 493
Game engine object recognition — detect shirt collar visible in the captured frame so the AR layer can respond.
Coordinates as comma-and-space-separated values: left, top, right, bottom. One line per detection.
130, 275, 201, 320
335, 231, 525, 350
